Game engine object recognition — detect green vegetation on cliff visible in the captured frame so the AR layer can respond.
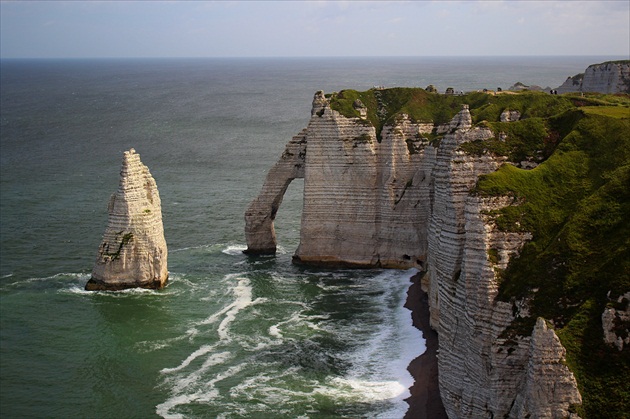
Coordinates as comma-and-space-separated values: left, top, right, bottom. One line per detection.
328, 87, 490, 140
329, 87, 630, 417
474, 99, 630, 418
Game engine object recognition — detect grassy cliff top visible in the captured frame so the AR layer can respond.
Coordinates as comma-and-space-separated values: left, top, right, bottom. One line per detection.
328, 87, 630, 124
599, 59, 630, 65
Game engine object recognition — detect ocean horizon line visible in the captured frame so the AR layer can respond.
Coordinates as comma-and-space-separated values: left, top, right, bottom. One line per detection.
1, 54, 627, 62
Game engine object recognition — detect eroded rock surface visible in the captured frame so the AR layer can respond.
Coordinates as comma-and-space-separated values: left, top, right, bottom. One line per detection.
86, 149, 168, 291
556, 60, 630, 94
246, 91, 436, 268
244, 129, 307, 254
512, 318, 582, 419
245, 90, 584, 416
602, 292, 630, 351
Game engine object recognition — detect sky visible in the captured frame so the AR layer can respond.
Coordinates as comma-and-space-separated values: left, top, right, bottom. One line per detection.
1, 1, 629, 59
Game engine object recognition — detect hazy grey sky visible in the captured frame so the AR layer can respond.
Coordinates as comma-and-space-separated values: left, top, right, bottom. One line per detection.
1, 1, 629, 58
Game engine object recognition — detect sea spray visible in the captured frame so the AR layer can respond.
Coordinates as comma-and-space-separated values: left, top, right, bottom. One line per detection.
156, 267, 425, 418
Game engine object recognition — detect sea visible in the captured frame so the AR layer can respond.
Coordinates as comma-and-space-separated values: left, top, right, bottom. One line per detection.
0, 56, 621, 418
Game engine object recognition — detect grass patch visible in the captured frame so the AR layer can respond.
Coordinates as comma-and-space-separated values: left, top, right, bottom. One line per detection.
460, 117, 553, 162
580, 106, 630, 119
329, 88, 491, 141
557, 299, 630, 418
103, 232, 134, 261
472, 91, 574, 123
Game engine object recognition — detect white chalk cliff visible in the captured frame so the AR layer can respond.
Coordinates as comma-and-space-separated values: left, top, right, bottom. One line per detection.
247, 91, 435, 268
86, 149, 168, 291
245, 91, 582, 417
556, 60, 630, 94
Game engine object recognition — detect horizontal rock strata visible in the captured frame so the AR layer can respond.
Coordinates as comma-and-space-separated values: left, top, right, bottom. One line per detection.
245, 90, 583, 416
86, 149, 168, 291
244, 129, 307, 254
512, 318, 582, 418
556, 60, 630, 94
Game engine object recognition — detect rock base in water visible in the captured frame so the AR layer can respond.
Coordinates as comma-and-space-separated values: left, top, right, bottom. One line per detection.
85, 276, 168, 291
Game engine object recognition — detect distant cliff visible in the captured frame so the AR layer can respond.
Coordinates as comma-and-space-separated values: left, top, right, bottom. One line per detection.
245, 88, 630, 417
556, 60, 630, 94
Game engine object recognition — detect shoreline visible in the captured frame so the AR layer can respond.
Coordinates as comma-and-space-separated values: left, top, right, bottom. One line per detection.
404, 273, 447, 419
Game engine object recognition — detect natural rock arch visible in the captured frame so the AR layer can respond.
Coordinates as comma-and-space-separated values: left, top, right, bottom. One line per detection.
244, 129, 306, 254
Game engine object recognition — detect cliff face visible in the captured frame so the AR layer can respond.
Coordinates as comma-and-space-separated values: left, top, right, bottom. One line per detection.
426, 127, 581, 417
294, 92, 437, 268
245, 90, 586, 417
556, 60, 630, 94
86, 149, 168, 291
246, 91, 436, 268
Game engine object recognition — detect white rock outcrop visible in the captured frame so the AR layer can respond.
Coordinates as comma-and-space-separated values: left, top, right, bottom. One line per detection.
556, 61, 630, 94
245, 90, 583, 416
295, 95, 436, 268
512, 318, 582, 418
424, 116, 580, 418
244, 128, 307, 254
86, 149, 168, 291
500, 109, 521, 122
426, 112, 581, 418
602, 292, 630, 351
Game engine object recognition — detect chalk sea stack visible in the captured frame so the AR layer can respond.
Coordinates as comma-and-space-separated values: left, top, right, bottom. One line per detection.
85, 149, 168, 291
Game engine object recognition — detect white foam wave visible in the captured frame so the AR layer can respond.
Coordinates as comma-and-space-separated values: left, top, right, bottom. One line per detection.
156, 363, 247, 419
169, 351, 233, 393
315, 376, 408, 402
228, 366, 313, 406
160, 344, 216, 374
194, 276, 268, 343
59, 285, 93, 295
156, 389, 219, 419
156, 268, 425, 418
170, 243, 213, 253
5, 272, 88, 287
268, 325, 283, 338
136, 333, 191, 353
319, 268, 424, 416
195, 277, 250, 326
221, 244, 247, 255
80, 286, 166, 296
159, 274, 257, 376
275, 244, 289, 255
266, 310, 316, 340
171, 242, 248, 256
